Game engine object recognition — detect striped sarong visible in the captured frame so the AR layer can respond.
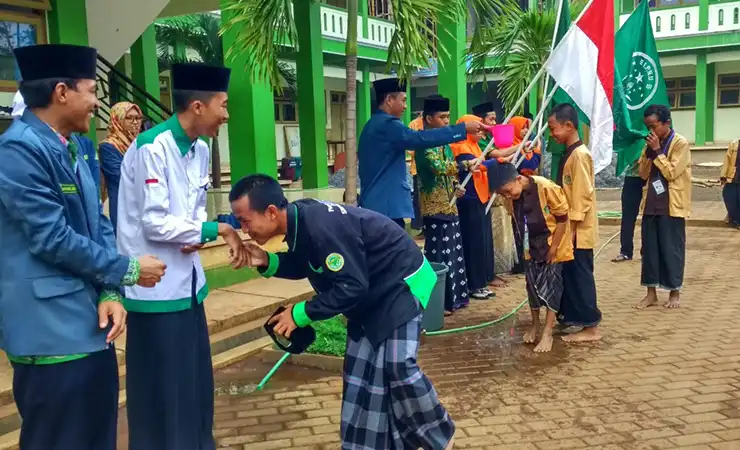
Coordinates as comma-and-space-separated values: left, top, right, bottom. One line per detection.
341, 315, 454, 449
525, 260, 564, 313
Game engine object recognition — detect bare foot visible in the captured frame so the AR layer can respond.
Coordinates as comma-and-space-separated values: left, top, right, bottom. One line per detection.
489, 277, 508, 288
444, 436, 455, 450
664, 292, 680, 308
534, 333, 554, 353
634, 293, 658, 309
562, 327, 602, 343
523, 325, 538, 344
444, 311, 453, 317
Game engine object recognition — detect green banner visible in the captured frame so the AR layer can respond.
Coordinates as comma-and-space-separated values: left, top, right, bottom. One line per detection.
613, 0, 670, 175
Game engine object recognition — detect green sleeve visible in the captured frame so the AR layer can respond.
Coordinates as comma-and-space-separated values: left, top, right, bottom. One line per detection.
201, 221, 219, 244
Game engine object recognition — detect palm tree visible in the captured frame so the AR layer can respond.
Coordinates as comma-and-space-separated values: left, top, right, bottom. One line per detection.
156, 13, 298, 187
467, 0, 586, 114
221, 0, 502, 202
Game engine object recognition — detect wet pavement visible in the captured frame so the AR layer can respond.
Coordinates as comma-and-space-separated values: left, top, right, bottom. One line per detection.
118, 224, 740, 449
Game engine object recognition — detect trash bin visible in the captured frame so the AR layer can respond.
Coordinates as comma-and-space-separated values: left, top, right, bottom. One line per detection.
422, 262, 449, 332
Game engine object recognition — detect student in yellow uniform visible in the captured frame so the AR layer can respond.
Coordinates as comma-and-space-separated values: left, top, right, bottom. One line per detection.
487, 160, 574, 353
721, 138, 739, 228
634, 104, 691, 310
548, 104, 602, 343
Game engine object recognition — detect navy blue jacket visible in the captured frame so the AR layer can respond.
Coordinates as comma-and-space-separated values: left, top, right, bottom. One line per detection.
0, 111, 130, 356
358, 111, 467, 220
260, 199, 432, 346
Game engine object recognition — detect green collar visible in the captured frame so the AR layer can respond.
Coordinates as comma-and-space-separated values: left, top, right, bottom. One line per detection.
167, 115, 196, 157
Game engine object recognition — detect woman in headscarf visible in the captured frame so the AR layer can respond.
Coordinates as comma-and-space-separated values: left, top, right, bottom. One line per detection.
99, 102, 143, 231
450, 115, 496, 300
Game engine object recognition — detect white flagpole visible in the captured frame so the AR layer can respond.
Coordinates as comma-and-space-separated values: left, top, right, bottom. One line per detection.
451, 0, 597, 207
483, 84, 559, 215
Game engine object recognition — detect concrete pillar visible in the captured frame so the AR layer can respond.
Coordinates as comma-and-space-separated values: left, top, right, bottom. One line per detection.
699, 0, 709, 31
695, 53, 715, 145
48, 0, 96, 142
295, 0, 329, 189
221, 0, 277, 181
437, 16, 467, 120
130, 25, 161, 116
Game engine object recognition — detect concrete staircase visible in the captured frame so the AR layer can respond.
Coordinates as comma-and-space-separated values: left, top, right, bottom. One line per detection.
0, 240, 314, 450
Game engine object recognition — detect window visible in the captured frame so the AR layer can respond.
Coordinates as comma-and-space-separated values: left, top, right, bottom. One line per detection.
718, 74, 740, 107
0, 4, 48, 92
331, 92, 346, 104
670, 14, 676, 30
719, 9, 724, 26
684, 12, 690, 29
665, 77, 696, 109
734, 7, 738, 24
656, 16, 662, 31
655, 0, 696, 6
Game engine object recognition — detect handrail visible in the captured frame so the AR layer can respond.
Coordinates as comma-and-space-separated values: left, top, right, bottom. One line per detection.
97, 54, 173, 117
97, 74, 170, 123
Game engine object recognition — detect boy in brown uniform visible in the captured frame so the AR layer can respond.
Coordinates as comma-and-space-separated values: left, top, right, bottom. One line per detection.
720, 138, 739, 227
548, 104, 602, 343
635, 105, 691, 309
487, 160, 574, 352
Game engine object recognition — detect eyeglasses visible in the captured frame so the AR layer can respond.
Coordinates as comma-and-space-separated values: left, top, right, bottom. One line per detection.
124, 116, 143, 123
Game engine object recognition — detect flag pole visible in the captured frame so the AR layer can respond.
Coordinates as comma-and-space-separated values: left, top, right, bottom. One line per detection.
450, 65, 548, 207
451, 0, 597, 206
537, 0, 566, 133
483, 83, 559, 215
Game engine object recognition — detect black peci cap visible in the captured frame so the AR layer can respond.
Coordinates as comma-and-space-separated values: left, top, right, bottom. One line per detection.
14, 44, 98, 81
472, 102, 495, 119
373, 77, 407, 103
171, 63, 231, 92
423, 95, 450, 114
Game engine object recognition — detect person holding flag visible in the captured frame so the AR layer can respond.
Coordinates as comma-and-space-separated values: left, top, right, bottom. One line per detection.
612, 0, 670, 263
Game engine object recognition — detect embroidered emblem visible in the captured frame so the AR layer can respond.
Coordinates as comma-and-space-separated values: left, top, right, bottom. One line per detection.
564, 175, 572, 185
60, 184, 77, 194
544, 205, 551, 215
325, 253, 345, 272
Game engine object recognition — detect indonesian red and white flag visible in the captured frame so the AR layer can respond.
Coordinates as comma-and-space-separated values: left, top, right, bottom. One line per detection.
545, 0, 614, 174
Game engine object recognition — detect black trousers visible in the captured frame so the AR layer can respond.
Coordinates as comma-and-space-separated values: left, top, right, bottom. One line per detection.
723, 183, 740, 225
411, 175, 423, 230
641, 215, 686, 291
458, 198, 495, 290
126, 272, 215, 450
620, 176, 646, 258
559, 249, 602, 328
12, 347, 119, 450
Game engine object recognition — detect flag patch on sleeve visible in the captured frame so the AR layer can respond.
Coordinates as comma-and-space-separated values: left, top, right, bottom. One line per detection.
145, 179, 159, 185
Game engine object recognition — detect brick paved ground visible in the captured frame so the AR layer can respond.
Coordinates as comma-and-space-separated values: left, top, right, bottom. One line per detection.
211, 225, 740, 449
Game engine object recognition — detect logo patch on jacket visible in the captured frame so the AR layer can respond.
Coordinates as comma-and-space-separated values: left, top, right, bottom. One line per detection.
564, 175, 572, 185
60, 184, 77, 194
325, 253, 345, 272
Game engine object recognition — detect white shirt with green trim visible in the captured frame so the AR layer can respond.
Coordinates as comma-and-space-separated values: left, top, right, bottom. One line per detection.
116, 116, 218, 313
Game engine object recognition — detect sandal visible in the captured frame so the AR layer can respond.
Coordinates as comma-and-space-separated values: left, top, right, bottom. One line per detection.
611, 254, 632, 263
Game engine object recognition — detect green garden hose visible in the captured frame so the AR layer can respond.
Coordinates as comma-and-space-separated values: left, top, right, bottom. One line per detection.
256, 230, 621, 388
424, 230, 620, 337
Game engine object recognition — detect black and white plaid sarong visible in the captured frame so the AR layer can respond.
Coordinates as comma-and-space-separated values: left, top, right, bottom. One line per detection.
341, 315, 455, 449
525, 260, 564, 313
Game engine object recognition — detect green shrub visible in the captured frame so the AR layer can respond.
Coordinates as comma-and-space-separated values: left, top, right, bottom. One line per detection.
305, 316, 347, 357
